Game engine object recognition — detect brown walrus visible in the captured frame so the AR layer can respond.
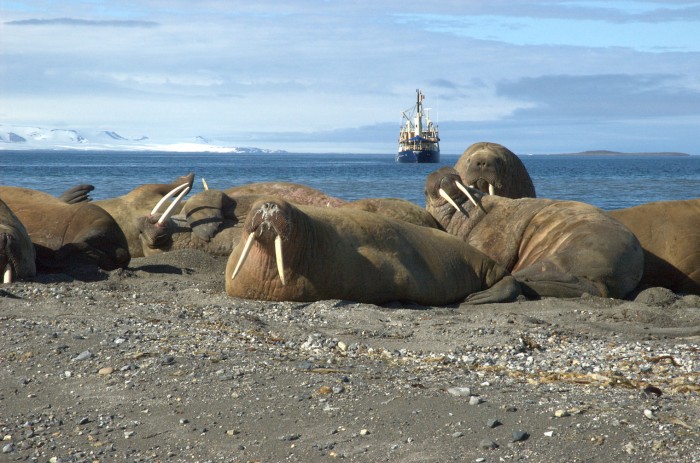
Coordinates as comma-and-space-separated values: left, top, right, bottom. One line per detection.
425, 167, 643, 299
225, 197, 520, 305
0, 198, 36, 283
93, 173, 194, 258
454, 142, 536, 198
609, 199, 700, 295
141, 189, 440, 257
0, 186, 130, 271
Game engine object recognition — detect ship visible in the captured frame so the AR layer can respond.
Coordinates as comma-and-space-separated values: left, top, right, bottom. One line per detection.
396, 89, 440, 163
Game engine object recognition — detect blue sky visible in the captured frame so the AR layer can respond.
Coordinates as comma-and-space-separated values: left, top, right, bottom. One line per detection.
1, 0, 699, 154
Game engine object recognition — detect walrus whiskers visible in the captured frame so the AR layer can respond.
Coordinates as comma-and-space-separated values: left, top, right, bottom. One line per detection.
454, 182, 479, 208
156, 184, 191, 225
149, 182, 190, 217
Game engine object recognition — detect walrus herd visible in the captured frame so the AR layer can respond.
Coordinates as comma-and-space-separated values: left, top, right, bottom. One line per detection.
2, 141, 698, 305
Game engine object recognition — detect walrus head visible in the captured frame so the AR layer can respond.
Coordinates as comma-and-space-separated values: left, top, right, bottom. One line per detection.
231, 198, 292, 285
137, 181, 192, 251
454, 142, 536, 198
426, 167, 483, 215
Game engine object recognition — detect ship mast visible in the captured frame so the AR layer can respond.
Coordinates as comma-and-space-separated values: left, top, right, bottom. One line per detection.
414, 89, 423, 137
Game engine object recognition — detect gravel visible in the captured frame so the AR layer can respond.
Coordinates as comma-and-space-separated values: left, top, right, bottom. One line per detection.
1, 249, 699, 462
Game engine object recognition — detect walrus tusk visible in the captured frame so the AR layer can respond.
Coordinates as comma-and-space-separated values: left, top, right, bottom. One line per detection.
231, 232, 255, 280
488, 183, 495, 196
439, 188, 464, 214
3, 264, 11, 284
157, 184, 191, 225
202, 178, 209, 190
150, 182, 190, 216
454, 182, 479, 208
275, 235, 285, 285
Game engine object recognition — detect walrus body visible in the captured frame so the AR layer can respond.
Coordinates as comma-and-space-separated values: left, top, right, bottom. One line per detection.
224, 182, 346, 207
225, 197, 520, 305
339, 198, 440, 229
454, 142, 536, 198
0, 186, 130, 271
0, 198, 36, 282
94, 173, 194, 258
609, 199, 700, 294
425, 168, 643, 299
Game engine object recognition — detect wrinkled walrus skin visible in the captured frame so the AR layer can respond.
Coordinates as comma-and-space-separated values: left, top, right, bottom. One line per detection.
94, 173, 194, 258
0, 198, 36, 282
425, 167, 643, 299
0, 186, 130, 271
454, 142, 536, 199
225, 197, 520, 306
609, 199, 700, 295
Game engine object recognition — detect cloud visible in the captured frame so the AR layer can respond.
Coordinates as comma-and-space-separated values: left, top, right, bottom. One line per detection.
497, 74, 700, 120
5, 17, 158, 28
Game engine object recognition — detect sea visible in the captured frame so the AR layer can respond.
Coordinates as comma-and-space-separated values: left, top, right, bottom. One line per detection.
1, 150, 699, 210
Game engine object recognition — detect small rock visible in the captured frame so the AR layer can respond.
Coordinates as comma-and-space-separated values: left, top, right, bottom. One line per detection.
2, 443, 14, 454
452, 431, 464, 438
360, 429, 370, 436
479, 439, 498, 450
554, 409, 570, 418
124, 431, 135, 439
279, 434, 301, 441
469, 396, 482, 405
544, 430, 555, 437
486, 418, 501, 428
512, 430, 529, 442
73, 350, 93, 361
447, 387, 471, 397
77, 417, 89, 425
161, 356, 175, 366
644, 409, 655, 420
98, 367, 113, 376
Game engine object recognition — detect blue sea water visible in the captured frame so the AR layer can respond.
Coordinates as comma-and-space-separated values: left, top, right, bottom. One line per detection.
1, 151, 699, 210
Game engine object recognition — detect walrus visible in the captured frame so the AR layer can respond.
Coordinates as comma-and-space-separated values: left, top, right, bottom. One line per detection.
425, 167, 643, 299
609, 199, 700, 294
140, 189, 441, 257
454, 142, 536, 198
0, 186, 130, 271
0, 198, 36, 283
93, 173, 194, 258
225, 197, 520, 305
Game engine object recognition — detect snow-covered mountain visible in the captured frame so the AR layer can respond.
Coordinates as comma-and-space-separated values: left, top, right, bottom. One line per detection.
0, 124, 285, 153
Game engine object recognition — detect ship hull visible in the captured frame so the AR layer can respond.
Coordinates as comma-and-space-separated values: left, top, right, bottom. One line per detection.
395, 149, 440, 163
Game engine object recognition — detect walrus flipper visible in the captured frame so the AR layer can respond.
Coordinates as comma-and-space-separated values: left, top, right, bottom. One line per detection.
58, 185, 95, 204
183, 190, 229, 242
464, 276, 521, 305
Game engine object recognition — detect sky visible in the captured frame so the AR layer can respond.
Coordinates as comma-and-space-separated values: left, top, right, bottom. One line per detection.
1, 0, 700, 154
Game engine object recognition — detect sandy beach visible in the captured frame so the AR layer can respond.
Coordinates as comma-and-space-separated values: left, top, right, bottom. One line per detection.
1, 248, 699, 462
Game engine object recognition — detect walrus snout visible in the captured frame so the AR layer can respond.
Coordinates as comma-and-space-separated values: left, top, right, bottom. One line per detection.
234, 199, 290, 285
247, 200, 292, 242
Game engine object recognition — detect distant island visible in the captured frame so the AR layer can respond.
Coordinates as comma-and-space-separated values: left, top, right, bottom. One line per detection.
535, 150, 691, 157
